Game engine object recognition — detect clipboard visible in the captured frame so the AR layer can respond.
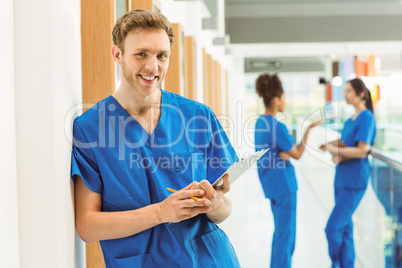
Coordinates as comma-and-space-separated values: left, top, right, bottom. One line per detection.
212, 148, 269, 187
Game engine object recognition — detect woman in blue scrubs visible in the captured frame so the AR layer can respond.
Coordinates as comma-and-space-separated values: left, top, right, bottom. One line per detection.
320, 78, 376, 268
254, 73, 321, 268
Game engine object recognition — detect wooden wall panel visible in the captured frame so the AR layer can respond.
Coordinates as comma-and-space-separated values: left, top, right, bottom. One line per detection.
184, 36, 196, 100
129, 0, 153, 10
215, 62, 222, 116
165, 23, 184, 95
217, 64, 224, 115
202, 48, 208, 105
211, 59, 218, 113
207, 55, 214, 109
86, 241, 105, 268
129, 0, 161, 12
81, 0, 115, 107
225, 70, 229, 117
81, 0, 115, 267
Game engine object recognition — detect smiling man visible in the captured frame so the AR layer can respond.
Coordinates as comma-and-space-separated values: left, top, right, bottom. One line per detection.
71, 9, 241, 267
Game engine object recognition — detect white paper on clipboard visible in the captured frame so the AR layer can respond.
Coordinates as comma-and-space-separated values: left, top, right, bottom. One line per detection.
212, 148, 269, 187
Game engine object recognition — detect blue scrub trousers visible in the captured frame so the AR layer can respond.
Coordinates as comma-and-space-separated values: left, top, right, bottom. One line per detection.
270, 193, 296, 268
325, 187, 365, 268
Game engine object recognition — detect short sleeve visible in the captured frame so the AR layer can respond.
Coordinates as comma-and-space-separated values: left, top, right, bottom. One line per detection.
254, 116, 271, 150
354, 112, 376, 145
70, 119, 103, 194
205, 109, 239, 184
275, 121, 295, 153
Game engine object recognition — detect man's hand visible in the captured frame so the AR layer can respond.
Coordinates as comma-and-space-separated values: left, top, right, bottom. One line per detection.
158, 181, 211, 223
193, 174, 232, 224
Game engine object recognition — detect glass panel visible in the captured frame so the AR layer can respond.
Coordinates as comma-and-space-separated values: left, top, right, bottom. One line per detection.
371, 155, 402, 267
180, 31, 185, 96
153, 5, 161, 13
116, 0, 128, 21
361, 76, 402, 152
115, 0, 128, 91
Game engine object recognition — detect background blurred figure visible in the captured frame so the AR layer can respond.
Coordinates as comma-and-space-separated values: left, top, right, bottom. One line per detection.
254, 73, 321, 268
320, 78, 377, 268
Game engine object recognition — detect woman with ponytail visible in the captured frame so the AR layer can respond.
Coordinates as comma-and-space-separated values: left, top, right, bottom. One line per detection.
320, 78, 376, 268
254, 73, 321, 268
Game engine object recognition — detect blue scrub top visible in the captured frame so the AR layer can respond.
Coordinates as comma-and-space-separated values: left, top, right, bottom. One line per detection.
71, 90, 240, 267
335, 109, 376, 189
254, 115, 297, 199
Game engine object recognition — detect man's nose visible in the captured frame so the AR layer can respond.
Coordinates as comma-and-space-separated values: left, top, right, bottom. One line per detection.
145, 56, 158, 72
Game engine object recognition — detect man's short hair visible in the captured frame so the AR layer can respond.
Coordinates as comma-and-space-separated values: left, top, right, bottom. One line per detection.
112, 9, 174, 53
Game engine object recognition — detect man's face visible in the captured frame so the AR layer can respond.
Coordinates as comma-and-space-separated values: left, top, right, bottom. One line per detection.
117, 28, 171, 96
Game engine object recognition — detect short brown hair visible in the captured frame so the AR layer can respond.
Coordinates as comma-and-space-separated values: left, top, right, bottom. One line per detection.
112, 9, 174, 53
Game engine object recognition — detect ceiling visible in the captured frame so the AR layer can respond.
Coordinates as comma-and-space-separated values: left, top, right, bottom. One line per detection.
224, 0, 402, 70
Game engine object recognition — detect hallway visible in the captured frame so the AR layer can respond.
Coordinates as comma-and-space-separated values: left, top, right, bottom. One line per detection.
221, 164, 332, 267
220, 127, 386, 268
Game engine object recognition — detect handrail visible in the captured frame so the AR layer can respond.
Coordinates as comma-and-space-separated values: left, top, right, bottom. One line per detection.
369, 148, 402, 171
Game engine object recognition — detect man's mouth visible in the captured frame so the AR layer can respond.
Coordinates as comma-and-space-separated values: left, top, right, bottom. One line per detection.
139, 74, 158, 81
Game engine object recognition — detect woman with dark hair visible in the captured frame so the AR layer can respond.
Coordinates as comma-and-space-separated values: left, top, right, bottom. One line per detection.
254, 73, 321, 268
320, 78, 376, 268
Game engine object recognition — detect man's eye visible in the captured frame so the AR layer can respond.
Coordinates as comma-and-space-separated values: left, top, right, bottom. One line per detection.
158, 54, 167, 59
137, 53, 145, 57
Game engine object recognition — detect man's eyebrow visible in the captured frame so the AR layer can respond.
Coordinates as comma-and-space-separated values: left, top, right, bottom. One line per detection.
133, 48, 170, 54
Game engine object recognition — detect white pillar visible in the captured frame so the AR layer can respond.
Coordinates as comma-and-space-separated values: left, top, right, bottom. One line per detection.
12, 0, 85, 267
0, 0, 20, 266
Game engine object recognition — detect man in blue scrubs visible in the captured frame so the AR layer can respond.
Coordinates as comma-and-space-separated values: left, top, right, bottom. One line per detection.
71, 9, 240, 267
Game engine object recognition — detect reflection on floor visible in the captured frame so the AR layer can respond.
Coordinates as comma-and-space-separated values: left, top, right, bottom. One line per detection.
220, 127, 386, 268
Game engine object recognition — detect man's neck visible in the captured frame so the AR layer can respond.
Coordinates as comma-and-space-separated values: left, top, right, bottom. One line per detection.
113, 84, 162, 134
113, 84, 161, 117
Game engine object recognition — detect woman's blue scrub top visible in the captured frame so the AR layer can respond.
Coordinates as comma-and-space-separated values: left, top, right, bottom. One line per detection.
254, 115, 297, 199
335, 109, 376, 189
70, 90, 240, 268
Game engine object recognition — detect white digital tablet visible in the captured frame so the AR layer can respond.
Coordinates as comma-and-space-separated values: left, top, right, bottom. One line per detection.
212, 148, 269, 187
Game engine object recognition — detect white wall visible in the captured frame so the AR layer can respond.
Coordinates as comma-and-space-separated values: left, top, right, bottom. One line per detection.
0, 0, 20, 267
2, 1, 232, 266
162, 0, 227, 104
10, 0, 84, 267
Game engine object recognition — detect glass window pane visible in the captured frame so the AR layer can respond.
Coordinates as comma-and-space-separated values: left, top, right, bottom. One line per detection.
115, 0, 128, 91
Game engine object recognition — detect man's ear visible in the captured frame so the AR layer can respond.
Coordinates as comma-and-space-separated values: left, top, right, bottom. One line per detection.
111, 45, 122, 64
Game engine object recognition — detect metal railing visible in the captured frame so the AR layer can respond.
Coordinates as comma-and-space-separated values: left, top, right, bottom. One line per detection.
370, 148, 402, 172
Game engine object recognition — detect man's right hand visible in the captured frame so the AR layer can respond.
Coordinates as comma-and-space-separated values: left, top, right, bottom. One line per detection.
158, 182, 212, 223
